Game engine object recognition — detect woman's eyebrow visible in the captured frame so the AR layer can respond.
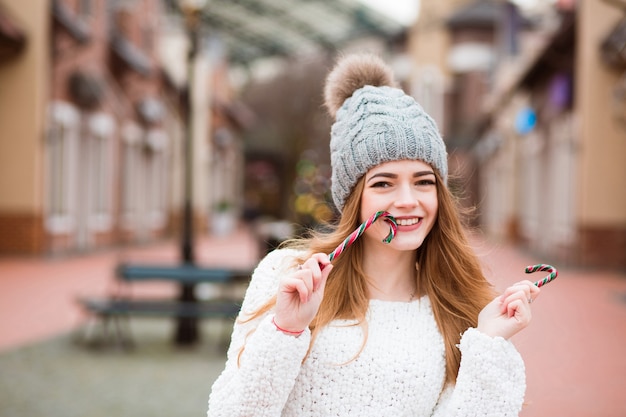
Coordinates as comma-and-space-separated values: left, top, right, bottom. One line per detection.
367, 170, 435, 183
366, 172, 397, 182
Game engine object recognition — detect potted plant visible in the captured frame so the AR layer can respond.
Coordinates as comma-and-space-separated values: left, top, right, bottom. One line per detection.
212, 199, 237, 236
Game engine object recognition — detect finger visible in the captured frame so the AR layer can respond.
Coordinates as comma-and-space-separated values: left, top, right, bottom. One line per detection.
301, 255, 328, 291
500, 289, 530, 314
528, 281, 541, 301
295, 267, 314, 295
309, 253, 332, 291
506, 299, 531, 325
506, 298, 519, 318
302, 255, 325, 274
311, 252, 331, 264
311, 252, 332, 272
512, 280, 541, 303
316, 264, 333, 294
281, 277, 310, 304
501, 283, 531, 300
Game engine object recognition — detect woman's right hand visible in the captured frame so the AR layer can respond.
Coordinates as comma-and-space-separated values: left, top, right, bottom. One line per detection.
273, 253, 333, 334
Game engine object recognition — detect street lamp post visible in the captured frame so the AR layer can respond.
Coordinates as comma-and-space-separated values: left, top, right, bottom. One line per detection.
175, 0, 206, 345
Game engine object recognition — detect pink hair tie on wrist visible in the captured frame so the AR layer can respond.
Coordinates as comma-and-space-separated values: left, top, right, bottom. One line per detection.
272, 316, 304, 336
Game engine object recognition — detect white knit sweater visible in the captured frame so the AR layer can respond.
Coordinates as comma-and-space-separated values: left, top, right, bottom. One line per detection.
207, 248, 526, 416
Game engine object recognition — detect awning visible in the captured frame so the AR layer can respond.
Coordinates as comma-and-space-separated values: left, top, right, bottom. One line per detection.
601, 17, 626, 71
110, 33, 153, 76
52, 0, 91, 43
0, 4, 26, 61
163, 0, 405, 66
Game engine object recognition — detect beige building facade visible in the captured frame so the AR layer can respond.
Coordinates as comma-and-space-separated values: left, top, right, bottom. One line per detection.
0, 0, 50, 253
408, 0, 625, 269
0, 0, 250, 256
476, 3, 625, 269
0, 0, 221, 255
574, 1, 626, 267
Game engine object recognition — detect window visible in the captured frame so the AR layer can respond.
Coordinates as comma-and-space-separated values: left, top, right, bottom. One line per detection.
86, 113, 115, 231
145, 129, 168, 228
121, 122, 143, 230
45, 102, 80, 234
121, 125, 169, 233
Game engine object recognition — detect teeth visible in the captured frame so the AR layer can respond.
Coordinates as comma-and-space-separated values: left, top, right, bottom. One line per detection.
397, 218, 420, 226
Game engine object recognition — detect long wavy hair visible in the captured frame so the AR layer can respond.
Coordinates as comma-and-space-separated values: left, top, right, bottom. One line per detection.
239, 169, 495, 384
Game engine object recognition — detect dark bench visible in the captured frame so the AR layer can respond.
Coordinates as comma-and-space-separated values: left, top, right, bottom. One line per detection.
79, 298, 244, 319
76, 263, 252, 348
115, 263, 252, 285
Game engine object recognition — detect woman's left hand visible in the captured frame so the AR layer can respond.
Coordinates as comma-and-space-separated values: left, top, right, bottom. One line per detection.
477, 280, 541, 340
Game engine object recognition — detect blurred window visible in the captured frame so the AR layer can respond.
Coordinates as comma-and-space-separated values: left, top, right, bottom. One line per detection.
45, 102, 80, 234
86, 113, 115, 232
144, 129, 168, 229
121, 123, 143, 230
121, 125, 169, 234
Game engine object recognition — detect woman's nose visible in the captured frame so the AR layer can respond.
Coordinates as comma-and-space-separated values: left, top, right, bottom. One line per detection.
394, 183, 418, 208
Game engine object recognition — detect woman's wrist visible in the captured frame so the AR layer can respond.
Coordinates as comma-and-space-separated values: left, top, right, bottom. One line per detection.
272, 316, 305, 336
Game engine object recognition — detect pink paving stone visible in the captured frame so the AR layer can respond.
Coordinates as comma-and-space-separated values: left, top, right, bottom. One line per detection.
474, 235, 626, 417
1, 228, 625, 416
0, 226, 260, 352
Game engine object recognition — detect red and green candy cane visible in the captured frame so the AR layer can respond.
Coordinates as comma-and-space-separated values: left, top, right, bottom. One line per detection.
525, 263, 558, 287
325, 211, 559, 290
327, 210, 398, 262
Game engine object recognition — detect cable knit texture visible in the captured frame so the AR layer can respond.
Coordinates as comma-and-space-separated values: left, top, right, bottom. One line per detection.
330, 85, 448, 211
207, 249, 526, 416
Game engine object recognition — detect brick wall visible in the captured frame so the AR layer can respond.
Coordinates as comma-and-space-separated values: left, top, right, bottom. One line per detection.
0, 211, 44, 254
577, 226, 626, 270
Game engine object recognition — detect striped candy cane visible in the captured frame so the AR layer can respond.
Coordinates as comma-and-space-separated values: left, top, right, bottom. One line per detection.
328, 211, 398, 262
525, 264, 558, 287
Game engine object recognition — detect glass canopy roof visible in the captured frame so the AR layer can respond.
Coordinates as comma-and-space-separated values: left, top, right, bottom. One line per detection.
164, 0, 406, 65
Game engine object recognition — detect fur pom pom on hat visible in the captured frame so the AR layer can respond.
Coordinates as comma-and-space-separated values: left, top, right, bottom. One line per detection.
324, 54, 448, 212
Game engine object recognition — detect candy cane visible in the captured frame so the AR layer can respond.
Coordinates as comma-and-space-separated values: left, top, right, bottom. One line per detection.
525, 264, 558, 287
328, 211, 398, 262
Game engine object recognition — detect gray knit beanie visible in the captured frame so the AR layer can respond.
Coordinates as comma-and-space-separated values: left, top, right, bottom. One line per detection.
324, 54, 448, 212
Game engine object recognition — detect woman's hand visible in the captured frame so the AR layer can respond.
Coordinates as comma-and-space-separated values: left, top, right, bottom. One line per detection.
273, 253, 333, 334
477, 280, 541, 340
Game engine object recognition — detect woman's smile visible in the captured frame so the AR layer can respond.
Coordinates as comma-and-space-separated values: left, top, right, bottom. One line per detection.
361, 159, 439, 250
395, 216, 422, 228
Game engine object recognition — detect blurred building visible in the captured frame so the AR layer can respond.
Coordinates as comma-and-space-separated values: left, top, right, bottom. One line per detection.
408, 0, 625, 269
0, 0, 408, 256
195, 0, 407, 228
0, 0, 224, 256
50, 0, 182, 252
0, 0, 185, 255
408, 0, 505, 220
0, 0, 49, 254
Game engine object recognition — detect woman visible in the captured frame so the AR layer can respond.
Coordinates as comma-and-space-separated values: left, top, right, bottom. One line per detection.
207, 54, 539, 416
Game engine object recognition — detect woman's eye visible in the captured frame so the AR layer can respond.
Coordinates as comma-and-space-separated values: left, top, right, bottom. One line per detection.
416, 179, 436, 186
371, 181, 391, 188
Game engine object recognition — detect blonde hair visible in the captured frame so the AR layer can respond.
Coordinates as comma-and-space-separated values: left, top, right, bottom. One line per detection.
239, 169, 494, 384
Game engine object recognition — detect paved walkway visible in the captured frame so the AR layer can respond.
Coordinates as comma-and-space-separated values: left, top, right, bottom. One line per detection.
472, 236, 626, 417
1, 227, 625, 416
0, 226, 261, 352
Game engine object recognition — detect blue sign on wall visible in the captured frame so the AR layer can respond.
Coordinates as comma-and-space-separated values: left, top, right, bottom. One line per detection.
515, 106, 537, 135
